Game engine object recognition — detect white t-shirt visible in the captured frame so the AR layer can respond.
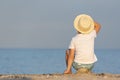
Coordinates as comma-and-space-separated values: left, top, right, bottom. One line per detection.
69, 30, 97, 64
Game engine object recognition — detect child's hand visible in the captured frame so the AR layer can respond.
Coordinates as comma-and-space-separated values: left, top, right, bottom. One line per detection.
94, 21, 101, 34
64, 69, 72, 74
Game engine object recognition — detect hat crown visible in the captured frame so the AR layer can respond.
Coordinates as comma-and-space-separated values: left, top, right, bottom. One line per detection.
74, 14, 94, 34
78, 16, 91, 29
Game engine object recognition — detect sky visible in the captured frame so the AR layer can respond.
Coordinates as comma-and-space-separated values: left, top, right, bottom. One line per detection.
0, 0, 120, 49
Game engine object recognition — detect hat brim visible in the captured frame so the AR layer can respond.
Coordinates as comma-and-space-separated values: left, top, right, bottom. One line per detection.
74, 14, 94, 34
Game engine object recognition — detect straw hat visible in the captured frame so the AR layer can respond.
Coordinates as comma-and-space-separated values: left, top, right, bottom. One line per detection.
74, 14, 94, 34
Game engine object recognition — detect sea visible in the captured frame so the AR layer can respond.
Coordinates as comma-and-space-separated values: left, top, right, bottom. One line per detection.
0, 48, 119, 74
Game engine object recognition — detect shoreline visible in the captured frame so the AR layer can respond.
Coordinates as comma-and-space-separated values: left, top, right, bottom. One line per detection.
0, 73, 120, 80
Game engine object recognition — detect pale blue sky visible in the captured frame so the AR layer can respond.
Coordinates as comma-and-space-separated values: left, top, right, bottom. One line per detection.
0, 0, 120, 49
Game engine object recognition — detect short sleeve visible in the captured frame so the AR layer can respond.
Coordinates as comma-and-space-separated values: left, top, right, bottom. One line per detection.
69, 38, 75, 49
91, 30, 97, 38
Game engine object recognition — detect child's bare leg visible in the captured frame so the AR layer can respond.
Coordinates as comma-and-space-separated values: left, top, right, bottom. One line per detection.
65, 49, 72, 74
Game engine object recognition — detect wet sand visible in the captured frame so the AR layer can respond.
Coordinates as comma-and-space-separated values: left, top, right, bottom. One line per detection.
0, 73, 120, 80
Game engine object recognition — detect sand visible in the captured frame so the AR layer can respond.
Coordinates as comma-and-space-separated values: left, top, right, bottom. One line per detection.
0, 73, 120, 80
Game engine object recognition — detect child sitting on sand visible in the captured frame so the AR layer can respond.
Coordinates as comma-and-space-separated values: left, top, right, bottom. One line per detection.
64, 14, 101, 74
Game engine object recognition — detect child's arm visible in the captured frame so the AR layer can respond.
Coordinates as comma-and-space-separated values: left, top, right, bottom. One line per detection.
94, 21, 101, 34
64, 49, 75, 74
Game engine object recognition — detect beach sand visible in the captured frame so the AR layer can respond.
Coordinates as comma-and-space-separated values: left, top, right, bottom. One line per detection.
0, 73, 120, 80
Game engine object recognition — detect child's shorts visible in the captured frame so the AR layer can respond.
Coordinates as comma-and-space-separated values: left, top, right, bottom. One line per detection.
72, 62, 94, 70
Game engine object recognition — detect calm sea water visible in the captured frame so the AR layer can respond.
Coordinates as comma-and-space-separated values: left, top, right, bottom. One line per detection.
0, 49, 119, 74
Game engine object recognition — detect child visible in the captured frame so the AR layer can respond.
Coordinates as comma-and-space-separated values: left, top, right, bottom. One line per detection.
64, 14, 101, 74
